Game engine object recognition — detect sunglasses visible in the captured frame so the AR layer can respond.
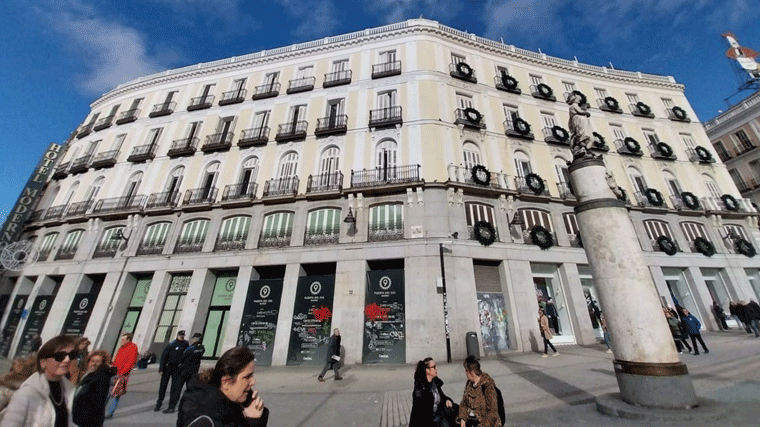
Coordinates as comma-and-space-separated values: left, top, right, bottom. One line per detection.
50, 351, 76, 362
427, 365, 437, 369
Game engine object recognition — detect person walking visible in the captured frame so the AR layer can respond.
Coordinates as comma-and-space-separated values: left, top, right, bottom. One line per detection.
167, 332, 205, 413
744, 300, 760, 337
538, 308, 559, 357
155, 330, 188, 412
544, 298, 560, 334
456, 356, 500, 427
711, 302, 729, 331
1, 335, 76, 427
317, 328, 342, 382
72, 350, 116, 427
599, 312, 612, 354
671, 307, 693, 353
105, 332, 139, 419
177, 346, 268, 427
409, 357, 457, 427
681, 308, 709, 355
665, 308, 685, 353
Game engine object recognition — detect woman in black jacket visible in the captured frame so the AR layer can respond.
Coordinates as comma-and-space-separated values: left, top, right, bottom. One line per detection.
177, 346, 268, 427
73, 350, 116, 427
409, 358, 456, 427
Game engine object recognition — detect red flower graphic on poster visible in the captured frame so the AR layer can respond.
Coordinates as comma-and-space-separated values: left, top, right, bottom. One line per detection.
364, 303, 389, 321
312, 306, 332, 321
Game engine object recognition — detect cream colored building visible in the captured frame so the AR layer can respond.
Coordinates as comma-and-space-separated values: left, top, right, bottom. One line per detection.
1, 19, 759, 365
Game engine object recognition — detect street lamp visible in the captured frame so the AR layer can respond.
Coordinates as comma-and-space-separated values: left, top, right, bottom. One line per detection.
439, 232, 457, 363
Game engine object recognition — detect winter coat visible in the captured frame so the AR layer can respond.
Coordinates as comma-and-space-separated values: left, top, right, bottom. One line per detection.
0, 372, 74, 427
682, 314, 702, 335
177, 377, 268, 427
72, 366, 116, 427
666, 317, 682, 339
409, 377, 454, 427
326, 334, 341, 361
745, 301, 760, 321
160, 339, 189, 373
179, 343, 205, 379
539, 314, 553, 340
112, 342, 139, 377
457, 372, 500, 427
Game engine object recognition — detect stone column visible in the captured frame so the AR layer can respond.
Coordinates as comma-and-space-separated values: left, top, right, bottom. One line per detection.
569, 157, 697, 409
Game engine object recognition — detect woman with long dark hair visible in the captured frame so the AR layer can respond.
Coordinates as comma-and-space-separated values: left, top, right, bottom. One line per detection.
177, 346, 268, 427
409, 358, 456, 427
72, 350, 116, 427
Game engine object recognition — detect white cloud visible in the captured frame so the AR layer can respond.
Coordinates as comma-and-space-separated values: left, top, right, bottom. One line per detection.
272, 0, 341, 39
363, 0, 464, 24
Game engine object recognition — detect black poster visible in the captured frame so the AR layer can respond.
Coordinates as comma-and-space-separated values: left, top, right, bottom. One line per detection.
363, 269, 405, 364
0, 295, 27, 357
287, 275, 335, 366
62, 292, 98, 336
17, 295, 55, 357
237, 279, 283, 366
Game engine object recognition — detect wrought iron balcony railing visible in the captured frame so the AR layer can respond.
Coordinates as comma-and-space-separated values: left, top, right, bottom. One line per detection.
93, 243, 119, 258
315, 115, 348, 136
306, 171, 343, 193
214, 237, 247, 252
28, 210, 45, 223
324, 70, 352, 87
467, 225, 500, 243
368, 225, 404, 242
369, 106, 402, 128
187, 95, 215, 111
202, 132, 233, 152
167, 137, 199, 157
529, 84, 556, 101
92, 195, 147, 214
93, 115, 115, 131
275, 121, 308, 142
69, 155, 92, 174
504, 118, 534, 140
76, 124, 93, 139
568, 233, 583, 248
222, 182, 258, 201
446, 165, 508, 190
304, 229, 340, 245
557, 181, 575, 199
52, 162, 70, 179
372, 61, 401, 79
493, 75, 521, 94
146, 191, 180, 209
183, 187, 218, 205
238, 127, 269, 147
116, 108, 140, 125
252, 82, 280, 100
219, 89, 247, 106
149, 101, 176, 118
287, 76, 315, 94
127, 144, 156, 162
686, 147, 716, 164
454, 108, 486, 129
91, 150, 119, 169
258, 232, 292, 248
351, 164, 421, 188
66, 200, 93, 217
449, 63, 477, 83
522, 229, 558, 245
55, 246, 78, 260
136, 241, 165, 256
515, 176, 551, 197
43, 205, 67, 220
262, 176, 299, 197
174, 238, 205, 254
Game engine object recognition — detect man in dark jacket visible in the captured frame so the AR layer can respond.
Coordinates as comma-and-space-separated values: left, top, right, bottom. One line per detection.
681, 309, 709, 355
156, 330, 188, 412
744, 300, 760, 337
318, 328, 342, 382
168, 332, 205, 413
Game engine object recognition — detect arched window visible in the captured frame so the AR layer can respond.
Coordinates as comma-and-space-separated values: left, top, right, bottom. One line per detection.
165, 166, 185, 195
94, 226, 126, 258
216, 215, 251, 251
175, 219, 210, 253
661, 170, 682, 200
199, 162, 220, 199
305, 208, 341, 245
463, 142, 481, 169
562, 212, 581, 247
368, 203, 403, 241
513, 151, 532, 177
722, 223, 751, 252
465, 202, 497, 242
627, 167, 647, 194
519, 208, 554, 231
138, 222, 172, 255
260, 212, 294, 248
56, 229, 85, 260
278, 152, 298, 178
643, 219, 675, 252
124, 172, 143, 200
376, 139, 398, 170
319, 146, 340, 175
85, 176, 105, 201
63, 181, 80, 205
554, 157, 572, 197
37, 232, 59, 259
679, 221, 710, 253
702, 173, 721, 198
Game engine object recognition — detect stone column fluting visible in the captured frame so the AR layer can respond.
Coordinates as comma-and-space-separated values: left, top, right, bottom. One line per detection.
569, 157, 697, 409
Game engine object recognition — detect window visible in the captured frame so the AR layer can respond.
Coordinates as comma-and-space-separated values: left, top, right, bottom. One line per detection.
563, 212, 581, 246
610, 124, 626, 142
519, 208, 554, 231
463, 142, 481, 169
628, 167, 647, 194
85, 176, 105, 201
495, 65, 509, 77
702, 174, 721, 198
175, 219, 210, 253
662, 171, 682, 199
296, 66, 313, 79
541, 113, 557, 129
217, 216, 251, 250
562, 81, 576, 94
325, 98, 345, 126
681, 134, 696, 149
456, 93, 474, 110
332, 60, 348, 72
680, 221, 707, 241
37, 232, 59, 259
554, 157, 571, 183
163, 91, 178, 104
153, 274, 190, 344
56, 229, 84, 260
146, 128, 162, 147
165, 167, 185, 196
369, 204, 403, 237
239, 157, 259, 188
63, 182, 80, 205
186, 121, 202, 140
503, 104, 519, 122
465, 203, 497, 241
252, 110, 270, 130
231, 78, 246, 94
661, 98, 674, 109
111, 134, 126, 151
260, 212, 294, 248
377, 90, 397, 109
530, 75, 543, 86
94, 226, 126, 258
278, 152, 299, 178
200, 84, 215, 99
514, 151, 532, 177
376, 139, 398, 172
626, 93, 640, 104
451, 53, 466, 64
287, 104, 306, 126
319, 146, 340, 175
305, 208, 341, 244
723, 224, 750, 242
85, 140, 100, 157
200, 163, 220, 199
138, 222, 171, 255
642, 129, 659, 145
644, 220, 674, 247
735, 130, 755, 150
124, 172, 143, 199
594, 88, 608, 100
128, 98, 142, 111
264, 72, 279, 86
379, 50, 396, 63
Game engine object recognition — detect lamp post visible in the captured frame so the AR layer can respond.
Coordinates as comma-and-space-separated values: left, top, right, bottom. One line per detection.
439, 233, 457, 363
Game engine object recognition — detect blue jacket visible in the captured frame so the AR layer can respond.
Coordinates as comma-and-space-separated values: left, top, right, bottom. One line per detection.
682, 314, 701, 335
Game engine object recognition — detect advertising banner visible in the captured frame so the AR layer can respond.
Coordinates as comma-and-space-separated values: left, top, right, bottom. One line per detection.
477, 292, 510, 354
17, 295, 55, 357
237, 279, 283, 366
0, 295, 27, 357
62, 292, 98, 336
363, 269, 405, 364
287, 275, 335, 365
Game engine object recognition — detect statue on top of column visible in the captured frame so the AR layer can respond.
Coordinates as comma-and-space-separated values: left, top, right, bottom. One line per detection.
567, 92, 597, 160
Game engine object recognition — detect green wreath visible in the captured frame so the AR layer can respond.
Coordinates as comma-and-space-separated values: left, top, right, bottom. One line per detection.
636, 102, 652, 116
695, 146, 713, 162
501, 74, 518, 90
473, 221, 497, 246
456, 62, 473, 78
571, 90, 588, 106
624, 137, 641, 153
471, 164, 491, 186
525, 173, 546, 195
530, 225, 554, 250
536, 83, 553, 98
672, 106, 688, 121
720, 194, 739, 212
645, 188, 664, 207
657, 236, 678, 256
604, 96, 619, 111
551, 126, 569, 143
736, 238, 756, 258
463, 107, 482, 124
514, 118, 531, 135
592, 132, 606, 148
680, 192, 700, 210
693, 237, 716, 257
657, 142, 674, 158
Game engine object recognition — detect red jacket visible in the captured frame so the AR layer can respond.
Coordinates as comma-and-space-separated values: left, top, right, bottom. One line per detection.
113, 342, 139, 376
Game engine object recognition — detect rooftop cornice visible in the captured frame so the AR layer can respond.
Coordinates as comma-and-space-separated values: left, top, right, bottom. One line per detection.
704, 89, 760, 133
91, 19, 681, 109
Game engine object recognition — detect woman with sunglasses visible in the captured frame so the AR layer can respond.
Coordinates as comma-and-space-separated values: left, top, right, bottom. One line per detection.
1, 335, 76, 427
409, 358, 457, 427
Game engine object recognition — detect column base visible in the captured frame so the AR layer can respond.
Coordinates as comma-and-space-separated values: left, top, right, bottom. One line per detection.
613, 359, 698, 409
596, 394, 729, 421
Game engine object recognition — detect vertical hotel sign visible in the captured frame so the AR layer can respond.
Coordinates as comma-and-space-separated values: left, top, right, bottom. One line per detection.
0, 143, 64, 246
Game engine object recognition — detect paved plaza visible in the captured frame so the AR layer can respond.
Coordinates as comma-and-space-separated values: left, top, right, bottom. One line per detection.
7, 330, 757, 426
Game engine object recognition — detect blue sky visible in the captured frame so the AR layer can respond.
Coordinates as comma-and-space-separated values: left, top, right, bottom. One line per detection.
1, 0, 759, 225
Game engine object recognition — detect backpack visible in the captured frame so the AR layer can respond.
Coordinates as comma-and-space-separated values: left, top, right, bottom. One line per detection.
482, 383, 506, 426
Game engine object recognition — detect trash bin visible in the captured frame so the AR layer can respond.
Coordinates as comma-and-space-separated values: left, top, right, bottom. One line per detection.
465, 331, 480, 359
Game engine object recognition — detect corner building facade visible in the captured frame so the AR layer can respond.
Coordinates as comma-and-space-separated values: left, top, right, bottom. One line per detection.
3, 19, 760, 365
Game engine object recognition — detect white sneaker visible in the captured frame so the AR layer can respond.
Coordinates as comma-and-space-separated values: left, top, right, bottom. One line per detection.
541, 354, 548, 358
606, 349, 613, 354
552, 352, 560, 357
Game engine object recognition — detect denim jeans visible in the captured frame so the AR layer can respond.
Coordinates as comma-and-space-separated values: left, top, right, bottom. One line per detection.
106, 395, 120, 417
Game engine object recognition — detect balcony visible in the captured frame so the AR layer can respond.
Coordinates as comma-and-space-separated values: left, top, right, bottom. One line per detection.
167, 137, 199, 158
447, 165, 509, 191
219, 89, 247, 106
543, 126, 570, 146
304, 229, 339, 246
174, 237, 205, 254
221, 182, 258, 204
116, 108, 140, 125
467, 225, 500, 243
454, 108, 486, 130
149, 101, 176, 118
92, 195, 147, 215
187, 94, 215, 111
614, 138, 643, 157
634, 190, 667, 209
136, 241, 166, 256
629, 102, 655, 118
557, 181, 575, 199
238, 127, 269, 147
93, 243, 119, 258
522, 229, 557, 246
515, 176, 550, 197
306, 171, 343, 193
93, 115, 114, 131
449, 62, 477, 83
263, 176, 299, 198
596, 97, 623, 114
214, 237, 247, 252
145, 191, 180, 210
686, 147, 716, 164
494, 75, 521, 94
648, 142, 677, 161
369, 106, 402, 128
275, 121, 308, 142
351, 164, 421, 189
650, 238, 680, 253
52, 162, 70, 180
76, 124, 93, 139
28, 210, 44, 223
372, 61, 401, 79
504, 118, 534, 140
127, 144, 156, 162
43, 205, 67, 221
55, 246, 78, 261
201, 132, 233, 153
666, 107, 691, 123
252, 82, 280, 100
568, 233, 583, 248
324, 70, 352, 87
315, 115, 348, 136
65, 200, 93, 217
530, 84, 556, 102
91, 150, 119, 169
183, 187, 218, 206
368, 225, 404, 242
69, 155, 92, 174
286, 76, 315, 94
258, 232, 291, 248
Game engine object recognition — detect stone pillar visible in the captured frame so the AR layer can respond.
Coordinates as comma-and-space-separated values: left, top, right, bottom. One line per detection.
569, 157, 697, 409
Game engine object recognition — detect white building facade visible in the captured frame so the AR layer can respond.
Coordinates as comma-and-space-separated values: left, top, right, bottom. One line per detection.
1, 19, 759, 366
